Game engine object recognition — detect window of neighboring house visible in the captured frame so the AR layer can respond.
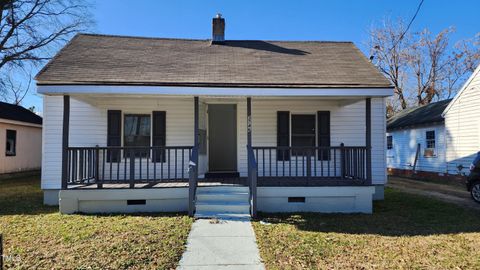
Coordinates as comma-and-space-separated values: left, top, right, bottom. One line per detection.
387, 135, 393, 150
5, 129, 16, 156
425, 130, 436, 157
291, 115, 316, 155
124, 114, 151, 157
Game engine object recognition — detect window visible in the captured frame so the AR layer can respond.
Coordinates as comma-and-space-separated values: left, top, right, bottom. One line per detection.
124, 114, 151, 157
425, 130, 436, 157
291, 115, 315, 155
426, 130, 435, 149
387, 135, 393, 150
5, 129, 16, 156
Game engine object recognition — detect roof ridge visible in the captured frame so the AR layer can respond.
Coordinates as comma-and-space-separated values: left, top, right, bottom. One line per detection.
77, 33, 354, 43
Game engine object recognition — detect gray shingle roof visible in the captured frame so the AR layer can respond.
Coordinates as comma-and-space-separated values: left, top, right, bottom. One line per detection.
35, 33, 392, 88
387, 99, 452, 131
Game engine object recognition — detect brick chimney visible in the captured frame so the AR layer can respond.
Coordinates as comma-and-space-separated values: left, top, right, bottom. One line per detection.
212, 13, 225, 44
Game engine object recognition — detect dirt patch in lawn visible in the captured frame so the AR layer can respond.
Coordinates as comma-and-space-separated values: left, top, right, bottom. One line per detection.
388, 176, 480, 210
253, 188, 480, 269
0, 176, 193, 269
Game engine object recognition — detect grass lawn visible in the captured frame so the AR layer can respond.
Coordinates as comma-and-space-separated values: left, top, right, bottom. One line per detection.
253, 188, 480, 269
0, 176, 193, 269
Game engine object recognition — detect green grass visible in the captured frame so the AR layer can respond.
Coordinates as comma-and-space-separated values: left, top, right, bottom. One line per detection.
253, 188, 480, 269
0, 176, 193, 269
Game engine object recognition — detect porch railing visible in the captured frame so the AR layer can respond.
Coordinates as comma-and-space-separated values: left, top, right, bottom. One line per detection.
247, 145, 258, 218
64, 146, 193, 188
252, 144, 368, 182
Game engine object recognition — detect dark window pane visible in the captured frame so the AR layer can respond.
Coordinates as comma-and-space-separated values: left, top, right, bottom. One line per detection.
387, 136, 393, 149
292, 115, 315, 156
292, 115, 315, 135
124, 115, 151, 158
426, 131, 435, 149
5, 129, 16, 156
292, 136, 315, 147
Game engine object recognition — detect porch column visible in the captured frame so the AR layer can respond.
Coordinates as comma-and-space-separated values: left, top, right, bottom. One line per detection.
61, 95, 70, 190
247, 97, 252, 147
188, 96, 199, 217
194, 96, 199, 149
366, 98, 372, 184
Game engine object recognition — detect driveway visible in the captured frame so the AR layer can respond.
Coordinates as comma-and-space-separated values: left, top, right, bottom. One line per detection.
388, 176, 480, 210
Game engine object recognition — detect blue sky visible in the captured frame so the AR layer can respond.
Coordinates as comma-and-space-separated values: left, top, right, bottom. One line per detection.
26, 0, 480, 112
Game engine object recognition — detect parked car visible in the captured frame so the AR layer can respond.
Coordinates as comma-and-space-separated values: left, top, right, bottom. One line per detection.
467, 151, 480, 203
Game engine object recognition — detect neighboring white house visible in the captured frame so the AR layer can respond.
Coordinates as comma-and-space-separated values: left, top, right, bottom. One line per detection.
443, 64, 480, 177
0, 102, 42, 175
386, 99, 451, 178
36, 15, 393, 216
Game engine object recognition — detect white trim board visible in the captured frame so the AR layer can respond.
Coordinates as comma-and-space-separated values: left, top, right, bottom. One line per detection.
0, 118, 42, 128
37, 85, 394, 97
442, 64, 480, 116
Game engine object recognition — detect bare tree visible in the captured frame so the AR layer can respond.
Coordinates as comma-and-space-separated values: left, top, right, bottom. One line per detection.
369, 19, 411, 111
0, 0, 92, 104
369, 18, 480, 114
442, 34, 480, 99
408, 28, 452, 105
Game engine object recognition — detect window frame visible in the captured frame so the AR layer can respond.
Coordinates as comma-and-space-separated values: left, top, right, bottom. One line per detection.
5, 129, 16, 157
123, 114, 152, 158
290, 114, 316, 156
424, 130, 437, 157
425, 130, 436, 149
387, 135, 393, 150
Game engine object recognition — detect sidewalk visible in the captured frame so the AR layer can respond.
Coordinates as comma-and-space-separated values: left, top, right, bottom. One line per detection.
388, 176, 480, 210
178, 219, 265, 270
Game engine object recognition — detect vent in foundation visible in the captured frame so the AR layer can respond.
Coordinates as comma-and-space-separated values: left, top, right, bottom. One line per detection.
288, 197, 306, 203
127, 200, 146, 205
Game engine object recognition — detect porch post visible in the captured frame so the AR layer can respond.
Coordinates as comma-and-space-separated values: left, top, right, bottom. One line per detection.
366, 98, 372, 184
247, 97, 252, 147
188, 96, 199, 217
194, 96, 199, 149
61, 95, 70, 190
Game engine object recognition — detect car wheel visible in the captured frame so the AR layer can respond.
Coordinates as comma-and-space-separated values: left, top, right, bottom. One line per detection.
471, 182, 480, 203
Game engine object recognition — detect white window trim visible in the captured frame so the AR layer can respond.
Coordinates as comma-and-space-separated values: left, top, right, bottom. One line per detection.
424, 129, 437, 158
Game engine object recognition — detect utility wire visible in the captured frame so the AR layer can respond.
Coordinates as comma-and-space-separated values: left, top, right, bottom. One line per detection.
388, 0, 425, 52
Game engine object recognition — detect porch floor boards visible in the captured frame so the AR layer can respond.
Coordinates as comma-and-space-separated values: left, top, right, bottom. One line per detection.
67, 177, 368, 189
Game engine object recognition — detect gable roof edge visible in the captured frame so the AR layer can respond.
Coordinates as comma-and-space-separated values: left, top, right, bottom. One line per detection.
34, 33, 83, 81
442, 64, 480, 117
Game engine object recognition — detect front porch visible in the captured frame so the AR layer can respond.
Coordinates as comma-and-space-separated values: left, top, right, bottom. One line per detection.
55, 94, 376, 216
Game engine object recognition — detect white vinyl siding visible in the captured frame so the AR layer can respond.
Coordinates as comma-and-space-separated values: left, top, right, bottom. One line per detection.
444, 67, 480, 176
41, 95, 387, 189
386, 124, 447, 174
247, 97, 386, 185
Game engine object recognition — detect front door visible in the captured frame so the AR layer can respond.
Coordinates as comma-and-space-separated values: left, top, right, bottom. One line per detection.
208, 104, 237, 172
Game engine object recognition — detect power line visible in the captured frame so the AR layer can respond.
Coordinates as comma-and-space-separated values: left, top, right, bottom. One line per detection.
389, 0, 425, 52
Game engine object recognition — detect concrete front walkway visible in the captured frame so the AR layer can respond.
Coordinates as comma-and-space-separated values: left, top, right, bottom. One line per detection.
178, 219, 265, 269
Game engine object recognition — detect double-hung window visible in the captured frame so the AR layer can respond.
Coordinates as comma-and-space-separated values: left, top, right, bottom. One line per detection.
124, 114, 151, 157
5, 129, 16, 156
291, 115, 316, 155
425, 130, 436, 157
387, 135, 393, 150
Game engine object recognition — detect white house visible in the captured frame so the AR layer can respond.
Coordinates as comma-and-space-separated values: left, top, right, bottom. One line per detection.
386, 99, 451, 178
36, 15, 393, 217
443, 64, 480, 177
0, 102, 42, 176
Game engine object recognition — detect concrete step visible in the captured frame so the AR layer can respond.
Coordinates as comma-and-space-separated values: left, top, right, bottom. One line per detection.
195, 200, 250, 214
194, 211, 251, 220
196, 190, 250, 202
197, 186, 249, 193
